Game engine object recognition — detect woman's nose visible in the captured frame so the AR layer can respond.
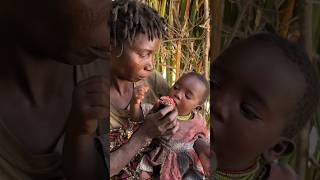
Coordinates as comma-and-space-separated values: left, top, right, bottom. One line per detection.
144, 57, 154, 71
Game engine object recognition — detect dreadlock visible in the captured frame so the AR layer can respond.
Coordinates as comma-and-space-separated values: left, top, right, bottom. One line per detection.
110, 0, 167, 47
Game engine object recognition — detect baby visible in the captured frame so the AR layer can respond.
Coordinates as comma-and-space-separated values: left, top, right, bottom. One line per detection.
130, 72, 210, 180
211, 33, 320, 179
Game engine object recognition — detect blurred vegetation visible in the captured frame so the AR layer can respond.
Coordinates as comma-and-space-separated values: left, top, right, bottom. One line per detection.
212, 0, 320, 179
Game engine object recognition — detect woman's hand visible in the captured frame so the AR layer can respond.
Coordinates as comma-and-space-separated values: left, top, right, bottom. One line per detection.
67, 75, 109, 135
140, 105, 179, 139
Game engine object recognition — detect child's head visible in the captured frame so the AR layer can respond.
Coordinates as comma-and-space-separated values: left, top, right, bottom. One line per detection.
168, 72, 209, 116
211, 33, 320, 170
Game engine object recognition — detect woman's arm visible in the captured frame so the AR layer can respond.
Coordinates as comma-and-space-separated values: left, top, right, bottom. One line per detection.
111, 105, 179, 176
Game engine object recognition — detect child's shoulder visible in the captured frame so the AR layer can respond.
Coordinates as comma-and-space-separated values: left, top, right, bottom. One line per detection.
268, 162, 299, 180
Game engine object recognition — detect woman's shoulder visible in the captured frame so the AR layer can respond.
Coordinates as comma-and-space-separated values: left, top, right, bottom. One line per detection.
268, 162, 299, 180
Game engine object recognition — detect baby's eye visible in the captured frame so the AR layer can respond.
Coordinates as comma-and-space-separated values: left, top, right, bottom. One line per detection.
173, 85, 179, 90
240, 103, 260, 120
185, 93, 192, 99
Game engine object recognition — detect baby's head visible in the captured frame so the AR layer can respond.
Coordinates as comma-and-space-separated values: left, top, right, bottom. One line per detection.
168, 72, 209, 116
211, 33, 320, 171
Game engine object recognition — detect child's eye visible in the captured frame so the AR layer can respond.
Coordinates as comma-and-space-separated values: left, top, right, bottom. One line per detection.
185, 93, 192, 99
240, 103, 260, 120
173, 85, 179, 90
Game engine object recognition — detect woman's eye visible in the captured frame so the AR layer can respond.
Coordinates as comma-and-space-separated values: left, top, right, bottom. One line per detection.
139, 52, 150, 58
240, 103, 260, 120
173, 86, 179, 90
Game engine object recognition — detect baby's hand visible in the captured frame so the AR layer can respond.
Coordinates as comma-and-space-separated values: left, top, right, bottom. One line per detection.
132, 85, 149, 105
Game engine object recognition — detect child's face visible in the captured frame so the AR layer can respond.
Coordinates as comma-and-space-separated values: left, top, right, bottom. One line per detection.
168, 75, 206, 116
211, 41, 305, 170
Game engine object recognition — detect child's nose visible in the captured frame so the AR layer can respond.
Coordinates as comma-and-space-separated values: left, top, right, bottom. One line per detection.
174, 91, 182, 100
211, 93, 232, 124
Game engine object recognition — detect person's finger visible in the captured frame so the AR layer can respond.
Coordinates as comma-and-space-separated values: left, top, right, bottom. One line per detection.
159, 108, 178, 125
147, 105, 175, 119
165, 121, 180, 136
164, 119, 177, 130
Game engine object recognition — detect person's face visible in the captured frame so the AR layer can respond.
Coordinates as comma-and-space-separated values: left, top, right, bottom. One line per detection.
10, 0, 110, 64
211, 40, 305, 171
168, 75, 206, 116
111, 33, 160, 82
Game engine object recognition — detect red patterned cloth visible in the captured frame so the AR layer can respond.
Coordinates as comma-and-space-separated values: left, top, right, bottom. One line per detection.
138, 113, 209, 180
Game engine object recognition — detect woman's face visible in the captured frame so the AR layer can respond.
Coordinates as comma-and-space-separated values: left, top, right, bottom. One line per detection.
111, 33, 160, 82
9, 0, 110, 64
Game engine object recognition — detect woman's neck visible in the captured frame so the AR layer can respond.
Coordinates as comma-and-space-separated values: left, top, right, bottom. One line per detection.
110, 74, 132, 96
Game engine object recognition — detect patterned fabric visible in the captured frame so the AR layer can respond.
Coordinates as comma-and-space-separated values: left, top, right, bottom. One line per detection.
109, 103, 153, 180
138, 113, 209, 180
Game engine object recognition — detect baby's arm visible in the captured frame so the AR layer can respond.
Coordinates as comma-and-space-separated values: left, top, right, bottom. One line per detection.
130, 85, 149, 122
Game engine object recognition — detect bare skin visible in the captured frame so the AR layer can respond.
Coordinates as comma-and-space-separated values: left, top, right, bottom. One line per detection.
109, 33, 180, 176
212, 38, 302, 179
0, 0, 110, 179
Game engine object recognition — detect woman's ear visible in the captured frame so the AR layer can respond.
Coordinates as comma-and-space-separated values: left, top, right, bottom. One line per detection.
195, 105, 202, 111
263, 137, 295, 162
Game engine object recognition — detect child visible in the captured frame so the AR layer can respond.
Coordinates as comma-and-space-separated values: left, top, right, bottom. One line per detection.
211, 33, 320, 179
130, 72, 210, 180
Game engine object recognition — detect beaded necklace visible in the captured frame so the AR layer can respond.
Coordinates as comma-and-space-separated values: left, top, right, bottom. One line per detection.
177, 112, 193, 121
213, 161, 267, 180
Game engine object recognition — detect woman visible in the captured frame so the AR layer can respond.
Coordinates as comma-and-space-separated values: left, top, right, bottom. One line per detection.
108, 0, 179, 178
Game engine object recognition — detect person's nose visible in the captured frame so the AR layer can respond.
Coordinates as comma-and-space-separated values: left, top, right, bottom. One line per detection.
144, 56, 154, 72
211, 91, 232, 124
174, 91, 182, 100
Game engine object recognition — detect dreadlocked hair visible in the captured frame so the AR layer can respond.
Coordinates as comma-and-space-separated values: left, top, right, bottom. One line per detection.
110, 0, 167, 47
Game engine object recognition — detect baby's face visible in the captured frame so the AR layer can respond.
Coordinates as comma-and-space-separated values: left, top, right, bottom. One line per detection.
211, 40, 305, 170
168, 75, 206, 116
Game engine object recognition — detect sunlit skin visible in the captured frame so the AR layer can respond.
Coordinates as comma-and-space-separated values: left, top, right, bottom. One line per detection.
212, 39, 305, 179
132, 73, 211, 177
110, 33, 160, 110
168, 74, 206, 116
109, 33, 182, 176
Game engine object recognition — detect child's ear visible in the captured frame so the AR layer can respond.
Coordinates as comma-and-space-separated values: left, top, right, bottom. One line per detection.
195, 105, 202, 111
263, 137, 295, 162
